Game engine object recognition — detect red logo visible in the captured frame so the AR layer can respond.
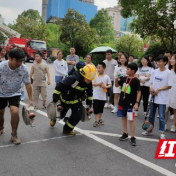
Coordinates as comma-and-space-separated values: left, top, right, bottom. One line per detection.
155, 140, 176, 159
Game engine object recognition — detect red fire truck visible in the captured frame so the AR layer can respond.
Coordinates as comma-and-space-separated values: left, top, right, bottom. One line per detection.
6, 37, 47, 62
0, 23, 47, 62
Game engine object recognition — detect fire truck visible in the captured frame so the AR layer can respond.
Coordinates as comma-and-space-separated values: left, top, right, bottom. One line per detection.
0, 23, 47, 62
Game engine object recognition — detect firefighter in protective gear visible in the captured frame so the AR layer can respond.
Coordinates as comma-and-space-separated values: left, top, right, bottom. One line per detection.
52, 64, 97, 135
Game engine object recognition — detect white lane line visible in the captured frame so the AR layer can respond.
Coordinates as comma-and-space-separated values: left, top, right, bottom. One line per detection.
0, 134, 82, 149
85, 130, 159, 142
20, 102, 176, 176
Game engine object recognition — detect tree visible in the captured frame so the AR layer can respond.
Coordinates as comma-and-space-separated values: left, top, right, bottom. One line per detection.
116, 35, 144, 58
46, 23, 61, 48
59, 9, 99, 56
119, 0, 176, 52
90, 9, 115, 44
11, 9, 47, 40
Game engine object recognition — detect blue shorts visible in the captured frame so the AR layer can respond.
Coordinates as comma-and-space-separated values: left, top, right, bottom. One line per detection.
117, 106, 133, 118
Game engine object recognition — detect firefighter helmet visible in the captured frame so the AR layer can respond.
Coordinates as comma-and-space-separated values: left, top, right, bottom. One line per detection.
80, 64, 97, 81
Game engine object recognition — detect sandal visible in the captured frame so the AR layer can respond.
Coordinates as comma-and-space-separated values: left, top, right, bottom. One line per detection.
34, 106, 38, 110
99, 119, 105, 125
93, 121, 99, 127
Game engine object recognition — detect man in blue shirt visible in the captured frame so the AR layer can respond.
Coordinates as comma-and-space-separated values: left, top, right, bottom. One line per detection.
0, 48, 33, 145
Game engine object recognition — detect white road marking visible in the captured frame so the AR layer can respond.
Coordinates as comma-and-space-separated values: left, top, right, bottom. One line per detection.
0, 134, 82, 149
85, 130, 159, 142
19, 102, 176, 176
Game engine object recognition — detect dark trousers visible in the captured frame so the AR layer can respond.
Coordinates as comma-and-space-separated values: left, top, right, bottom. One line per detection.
60, 102, 83, 132
107, 81, 114, 105
139, 86, 150, 112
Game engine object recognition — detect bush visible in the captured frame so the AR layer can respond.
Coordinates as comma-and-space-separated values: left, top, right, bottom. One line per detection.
145, 42, 167, 59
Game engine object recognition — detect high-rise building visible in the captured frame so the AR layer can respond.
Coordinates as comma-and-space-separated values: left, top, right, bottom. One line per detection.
77, 0, 94, 5
106, 6, 121, 33
106, 5, 134, 37
46, 0, 97, 23
42, 0, 49, 21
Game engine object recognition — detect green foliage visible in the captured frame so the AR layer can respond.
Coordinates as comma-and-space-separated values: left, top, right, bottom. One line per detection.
116, 35, 144, 58
90, 9, 116, 44
59, 9, 99, 57
0, 32, 7, 45
119, 0, 176, 52
145, 42, 167, 58
46, 23, 61, 48
11, 9, 47, 40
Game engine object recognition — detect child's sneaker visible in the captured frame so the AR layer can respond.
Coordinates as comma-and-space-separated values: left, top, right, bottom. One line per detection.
130, 137, 136, 146
142, 131, 153, 136
160, 133, 165, 139
104, 103, 108, 108
108, 104, 114, 109
111, 108, 117, 113
170, 125, 176, 132
119, 133, 128, 141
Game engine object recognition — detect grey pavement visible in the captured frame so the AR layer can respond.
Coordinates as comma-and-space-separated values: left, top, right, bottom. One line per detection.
0, 63, 176, 176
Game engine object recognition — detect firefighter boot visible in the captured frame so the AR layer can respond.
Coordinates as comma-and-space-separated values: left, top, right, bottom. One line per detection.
50, 120, 56, 127
63, 130, 76, 136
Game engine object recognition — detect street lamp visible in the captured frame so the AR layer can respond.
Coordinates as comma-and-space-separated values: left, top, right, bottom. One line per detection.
173, 20, 176, 29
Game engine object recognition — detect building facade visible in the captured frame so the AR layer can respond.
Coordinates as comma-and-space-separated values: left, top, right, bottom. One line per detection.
42, 0, 49, 21
43, 0, 97, 23
106, 5, 134, 37
77, 0, 94, 5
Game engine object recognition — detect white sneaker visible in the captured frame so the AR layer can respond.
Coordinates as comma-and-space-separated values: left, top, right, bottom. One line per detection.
111, 108, 117, 113
157, 115, 159, 118
135, 111, 138, 117
165, 124, 168, 131
143, 112, 146, 116
170, 115, 174, 119
104, 103, 108, 108
142, 131, 153, 136
160, 133, 165, 139
170, 125, 176, 132
108, 104, 114, 109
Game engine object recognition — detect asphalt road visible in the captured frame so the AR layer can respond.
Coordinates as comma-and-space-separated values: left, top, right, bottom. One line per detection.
0, 62, 176, 176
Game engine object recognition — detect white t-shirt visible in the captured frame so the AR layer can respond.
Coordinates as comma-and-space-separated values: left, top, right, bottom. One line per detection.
149, 69, 173, 104
54, 59, 68, 76
103, 59, 118, 81
114, 65, 127, 78
136, 66, 154, 87
92, 75, 111, 100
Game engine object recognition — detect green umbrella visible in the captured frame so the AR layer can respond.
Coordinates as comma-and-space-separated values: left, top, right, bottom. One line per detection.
90, 46, 117, 54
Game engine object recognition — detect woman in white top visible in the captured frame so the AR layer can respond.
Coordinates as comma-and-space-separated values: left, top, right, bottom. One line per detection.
136, 56, 153, 115
111, 54, 128, 113
54, 51, 68, 85
166, 54, 176, 132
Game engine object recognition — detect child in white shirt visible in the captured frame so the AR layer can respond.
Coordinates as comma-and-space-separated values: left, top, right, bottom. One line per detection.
92, 62, 112, 127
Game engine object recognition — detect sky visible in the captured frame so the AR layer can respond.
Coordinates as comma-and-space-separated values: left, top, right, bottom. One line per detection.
0, 0, 117, 24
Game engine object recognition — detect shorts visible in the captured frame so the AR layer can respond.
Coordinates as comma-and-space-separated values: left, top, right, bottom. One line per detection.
93, 99, 106, 114
33, 86, 47, 101
113, 84, 121, 93
0, 96, 21, 109
117, 106, 133, 118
